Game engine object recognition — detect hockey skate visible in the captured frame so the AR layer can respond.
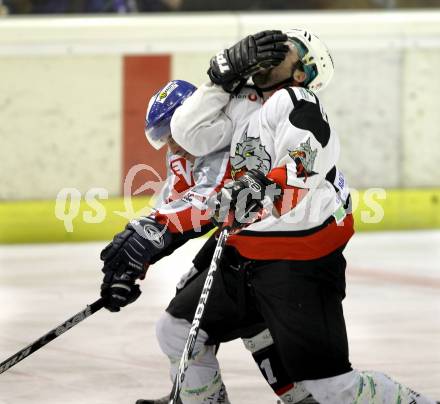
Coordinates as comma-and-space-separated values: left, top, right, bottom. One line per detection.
277, 395, 318, 404
137, 382, 230, 404
137, 392, 318, 404
136, 395, 181, 404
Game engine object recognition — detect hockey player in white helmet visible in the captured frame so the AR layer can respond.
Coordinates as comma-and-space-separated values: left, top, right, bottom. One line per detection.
99, 79, 317, 404
161, 29, 438, 404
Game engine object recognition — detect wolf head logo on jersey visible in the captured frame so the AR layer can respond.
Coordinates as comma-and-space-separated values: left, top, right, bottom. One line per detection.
231, 130, 271, 179
288, 138, 318, 181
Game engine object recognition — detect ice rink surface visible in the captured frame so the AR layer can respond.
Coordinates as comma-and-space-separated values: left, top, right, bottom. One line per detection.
0, 230, 439, 404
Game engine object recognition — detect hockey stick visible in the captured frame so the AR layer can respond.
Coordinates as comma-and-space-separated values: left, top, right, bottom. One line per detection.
169, 226, 231, 404
0, 298, 104, 375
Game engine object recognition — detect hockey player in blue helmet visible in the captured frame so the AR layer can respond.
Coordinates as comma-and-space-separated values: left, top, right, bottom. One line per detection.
100, 79, 318, 403
145, 79, 197, 152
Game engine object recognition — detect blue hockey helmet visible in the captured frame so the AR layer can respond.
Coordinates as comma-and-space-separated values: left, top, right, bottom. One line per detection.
145, 80, 197, 150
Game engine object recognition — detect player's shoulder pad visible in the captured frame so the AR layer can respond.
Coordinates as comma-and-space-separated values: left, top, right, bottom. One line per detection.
285, 86, 318, 106
264, 87, 296, 112
260, 87, 296, 130
284, 86, 331, 148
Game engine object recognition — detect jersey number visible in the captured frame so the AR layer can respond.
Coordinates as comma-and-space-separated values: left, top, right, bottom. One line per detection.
260, 358, 277, 385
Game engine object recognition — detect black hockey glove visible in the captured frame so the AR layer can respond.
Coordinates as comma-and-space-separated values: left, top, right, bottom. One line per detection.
100, 217, 172, 311
208, 30, 289, 93
209, 169, 282, 230
101, 216, 172, 275
100, 271, 141, 313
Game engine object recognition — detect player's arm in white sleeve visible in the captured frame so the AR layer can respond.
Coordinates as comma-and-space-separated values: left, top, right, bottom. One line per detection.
265, 87, 339, 214
170, 82, 233, 157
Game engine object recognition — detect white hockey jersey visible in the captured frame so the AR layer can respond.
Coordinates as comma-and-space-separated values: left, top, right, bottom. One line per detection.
153, 149, 230, 234
171, 82, 353, 261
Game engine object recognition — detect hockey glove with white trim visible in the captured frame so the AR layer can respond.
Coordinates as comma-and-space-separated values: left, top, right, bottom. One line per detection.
100, 271, 142, 313
208, 30, 289, 93
210, 169, 282, 230
101, 216, 173, 275
100, 217, 172, 311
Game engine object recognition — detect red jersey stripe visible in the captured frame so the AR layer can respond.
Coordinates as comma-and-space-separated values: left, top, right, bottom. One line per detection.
227, 214, 354, 261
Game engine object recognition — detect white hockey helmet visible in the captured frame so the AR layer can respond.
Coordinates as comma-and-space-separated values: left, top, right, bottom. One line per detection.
284, 28, 334, 93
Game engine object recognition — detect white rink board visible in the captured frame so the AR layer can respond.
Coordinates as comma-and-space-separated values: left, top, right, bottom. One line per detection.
401, 48, 440, 188
0, 231, 439, 403
318, 49, 402, 189
0, 54, 122, 200
1, 12, 440, 199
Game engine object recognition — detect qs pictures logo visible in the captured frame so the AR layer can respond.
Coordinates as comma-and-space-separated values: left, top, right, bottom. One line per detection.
54, 164, 166, 233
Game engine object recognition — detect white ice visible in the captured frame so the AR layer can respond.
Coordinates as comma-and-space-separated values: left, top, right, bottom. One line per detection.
0, 231, 439, 404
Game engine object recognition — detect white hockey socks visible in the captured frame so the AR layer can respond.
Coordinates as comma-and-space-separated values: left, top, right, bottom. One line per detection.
156, 312, 229, 404
302, 369, 436, 404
